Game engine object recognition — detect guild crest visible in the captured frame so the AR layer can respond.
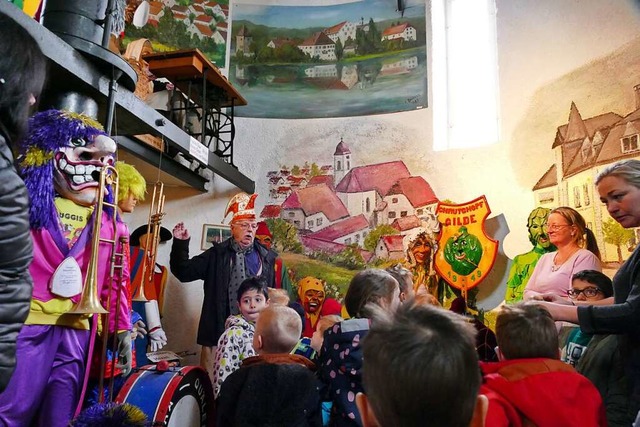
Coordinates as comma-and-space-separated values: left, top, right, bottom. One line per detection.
434, 196, 498, 292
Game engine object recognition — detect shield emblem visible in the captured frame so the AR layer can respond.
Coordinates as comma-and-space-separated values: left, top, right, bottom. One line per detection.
434, 195, 498, 292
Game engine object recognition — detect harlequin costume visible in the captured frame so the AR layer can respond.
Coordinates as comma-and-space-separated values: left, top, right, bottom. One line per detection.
297, 276, 342, 338
255, 221, 294, 299
0, 110, 131, 427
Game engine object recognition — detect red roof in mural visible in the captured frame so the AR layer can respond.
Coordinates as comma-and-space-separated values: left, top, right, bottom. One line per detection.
260, 205, 281, 218
382, 23, 414, 37
307, 175, 335, 191
195, 14, 213, 24
281, 184, 349, 221
307, 214, 369, 242
391, 215, 421, 232
381, 234, 404, 252
300, 235, 374, 262
324, 21, 348, 35
195, 23, 214, 37
386, 176, 438, 207
335, 160, 411, 195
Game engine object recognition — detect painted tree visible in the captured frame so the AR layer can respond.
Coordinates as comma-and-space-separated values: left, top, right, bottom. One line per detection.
265, 218, 303, 253
602, 218, 635, 263
364, 224, 400, 252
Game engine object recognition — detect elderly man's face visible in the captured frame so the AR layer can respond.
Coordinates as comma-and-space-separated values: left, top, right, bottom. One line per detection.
231, 220, 258, 248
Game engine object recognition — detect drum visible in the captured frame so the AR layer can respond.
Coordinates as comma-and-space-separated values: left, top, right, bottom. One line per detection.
115, 365, 213, 427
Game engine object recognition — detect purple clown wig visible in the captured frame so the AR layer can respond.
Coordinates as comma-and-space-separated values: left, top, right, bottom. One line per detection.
19, 109, 115, 229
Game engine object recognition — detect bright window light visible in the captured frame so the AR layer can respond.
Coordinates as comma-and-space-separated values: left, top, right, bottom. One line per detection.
432, 0, 500, 151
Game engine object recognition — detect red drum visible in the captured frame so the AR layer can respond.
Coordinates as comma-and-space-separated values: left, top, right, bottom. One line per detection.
115, 365, 213, 427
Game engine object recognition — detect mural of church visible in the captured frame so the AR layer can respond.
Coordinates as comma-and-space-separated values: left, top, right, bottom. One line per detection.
260, 138, 439, 262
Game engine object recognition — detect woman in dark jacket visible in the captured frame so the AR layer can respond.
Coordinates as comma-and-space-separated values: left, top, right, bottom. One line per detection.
0, 10, 46, 393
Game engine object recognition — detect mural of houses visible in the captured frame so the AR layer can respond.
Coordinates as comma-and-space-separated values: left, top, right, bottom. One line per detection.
267, 37, 297, 49
335, 160, 412, 225
375, 234, 405, 261
204, 1, 225, 18
298, 32, 336, 61
533, 84, 640, 262
148, 1, 165, 24
307, 175, 335, 191
306, 214, 370, 245
323, 21, 357, 45
260, 204, 281, 219
281, 184, 349, 232
379, 176, 438, 224
263, 138, 438, 261
380, 56, 419, 77
300, 235, 374, 262
381, 22, 417, 42
170, 5, 189, 23
236, 25, 253, 55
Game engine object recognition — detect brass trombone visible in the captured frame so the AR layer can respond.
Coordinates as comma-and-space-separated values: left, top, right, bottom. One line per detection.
68, 165, 123, 315
133, 181, 165, 301
67, 164, 128, 403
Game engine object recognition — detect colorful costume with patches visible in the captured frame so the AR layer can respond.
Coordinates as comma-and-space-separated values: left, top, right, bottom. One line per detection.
298, 276, 342, 338
212, 314, 256, 399
0, 110, 131, 427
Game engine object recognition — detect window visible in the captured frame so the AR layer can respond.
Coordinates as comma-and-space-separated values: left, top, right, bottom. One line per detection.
307, 220, 313, 228
366, 198, 371, 212
573, 186, 581, 208
355, 234, 360, 242
288, 212, 295, 218
417, 208, 424, 215
538, 191, 554, 205
583, 183, 590, 206
400, 211, 408, 217
294, 220, 300, 226
622, 135, 639, 153
316, 218, 323, 226
392, 197, 398, 203
388, 212, 396, 219
432, 0, 500, 150
336, 160, 341, 170
345, 238, 352, 245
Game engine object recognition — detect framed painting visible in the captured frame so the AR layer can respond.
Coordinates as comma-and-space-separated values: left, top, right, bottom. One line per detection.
201, 224, 231, 250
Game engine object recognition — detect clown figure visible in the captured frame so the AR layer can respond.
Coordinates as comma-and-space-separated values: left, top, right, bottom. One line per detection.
0, 110, 132, 427
505, 207, 555, 303
297, 276, 342, 338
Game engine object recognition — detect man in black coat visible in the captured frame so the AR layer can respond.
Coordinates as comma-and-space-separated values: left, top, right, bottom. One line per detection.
170, 192, 278, 382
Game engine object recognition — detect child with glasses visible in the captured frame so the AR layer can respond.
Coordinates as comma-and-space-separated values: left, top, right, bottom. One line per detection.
559, 270, 631, 426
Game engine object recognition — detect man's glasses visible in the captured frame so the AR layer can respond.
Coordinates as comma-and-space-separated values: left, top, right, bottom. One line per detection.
567, 287, 602, 299
543, 224, 571, 231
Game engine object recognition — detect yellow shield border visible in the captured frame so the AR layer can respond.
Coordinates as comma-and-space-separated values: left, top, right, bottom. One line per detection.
434, 195, 498, 291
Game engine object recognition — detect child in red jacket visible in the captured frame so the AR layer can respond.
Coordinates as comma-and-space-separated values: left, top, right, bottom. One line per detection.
481, 303, 606, 427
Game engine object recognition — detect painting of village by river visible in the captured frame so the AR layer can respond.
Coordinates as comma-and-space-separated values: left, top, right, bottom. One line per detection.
229, 0, 427, 118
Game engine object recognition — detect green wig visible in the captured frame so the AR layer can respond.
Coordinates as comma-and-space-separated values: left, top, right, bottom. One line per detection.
115, 161, 146, 203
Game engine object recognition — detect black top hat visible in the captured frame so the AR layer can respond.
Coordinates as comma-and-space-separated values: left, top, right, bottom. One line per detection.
130, 224, 173, 247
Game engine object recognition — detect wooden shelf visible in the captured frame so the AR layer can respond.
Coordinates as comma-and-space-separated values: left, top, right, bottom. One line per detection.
145, 49, 247, 109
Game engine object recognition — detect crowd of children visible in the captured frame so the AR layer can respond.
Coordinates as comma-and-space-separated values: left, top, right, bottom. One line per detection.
206, 264, 623, 426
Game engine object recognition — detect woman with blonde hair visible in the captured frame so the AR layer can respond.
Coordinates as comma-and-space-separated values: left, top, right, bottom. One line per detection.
524, 206, 601, 300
